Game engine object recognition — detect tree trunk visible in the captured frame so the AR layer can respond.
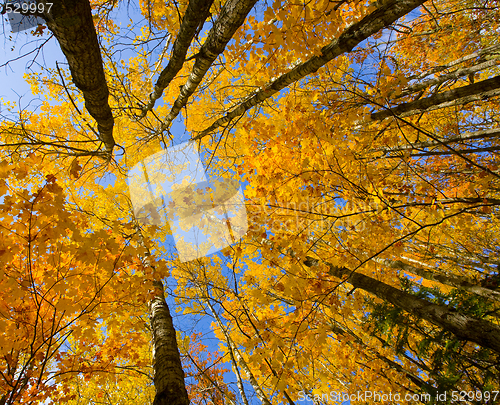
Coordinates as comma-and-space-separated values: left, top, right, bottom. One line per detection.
149, 279, 190, 405
371, 75, 500, 120
194, 0, 428, 140
303, 258, 500, 353
377, 128, 500, 155
133, 221, 189, 404
330, 322, 436, 395
407, 43, 500, 82
41, 0, 115, 156
207, 299, 272, 405
377, 258, 500, 301
161, 0, 258, 131
140, 0, 215, 116
398, 56, 500, 98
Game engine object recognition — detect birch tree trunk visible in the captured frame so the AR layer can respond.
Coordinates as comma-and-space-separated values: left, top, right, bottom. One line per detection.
206, 299, 273, 405
371, 75, 500, 120
194, 0, 428, 140
150, 279, 190, 405
376, 258, 500, 301
140, 0, 215, 116
161, 0, 258, 130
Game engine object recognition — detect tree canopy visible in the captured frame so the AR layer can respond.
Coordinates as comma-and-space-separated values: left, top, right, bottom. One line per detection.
1, 0, 500, 403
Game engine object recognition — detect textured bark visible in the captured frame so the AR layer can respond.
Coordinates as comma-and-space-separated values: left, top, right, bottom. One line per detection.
371, 75, 500, 121
140, 0, 214, 116
208, 306, 250, 405
161, 0, 258, 130
40, 0, 115, 155
134, 223, 189, 405
193, 0, 428, 140
398, 57, 500, 98
379, 258, 500, 301
378, 128, 500, 154
408, 145, 500, 157
303, 258, 500, 353
422, 252, 500, 273
229, 343, 273, 405
150, 279, 190, 405
407, 43, 500, 82
228, 347, 250, 405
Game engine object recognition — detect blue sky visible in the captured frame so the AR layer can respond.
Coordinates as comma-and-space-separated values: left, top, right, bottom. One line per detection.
0, 19, 64, 110
0, 6, 268, 402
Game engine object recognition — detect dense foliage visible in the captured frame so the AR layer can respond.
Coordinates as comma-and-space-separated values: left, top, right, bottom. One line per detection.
1, 0, 499, 403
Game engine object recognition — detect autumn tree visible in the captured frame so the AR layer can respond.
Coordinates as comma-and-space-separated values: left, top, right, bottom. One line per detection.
0, 155, 156, 404
1, 0, 500, 403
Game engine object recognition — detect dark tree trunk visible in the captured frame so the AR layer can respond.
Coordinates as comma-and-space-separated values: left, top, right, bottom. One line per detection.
41, 0, 115, 155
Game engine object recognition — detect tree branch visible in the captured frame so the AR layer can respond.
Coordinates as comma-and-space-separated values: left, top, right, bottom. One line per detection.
160, 0, 258, 132
371, 75, 500, 120
139, 0, 215, 117
193, 0, 429, 141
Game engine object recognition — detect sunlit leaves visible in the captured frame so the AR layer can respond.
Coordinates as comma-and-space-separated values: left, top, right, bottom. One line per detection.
0, 157, 153, 404
1, 0, 500, 402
